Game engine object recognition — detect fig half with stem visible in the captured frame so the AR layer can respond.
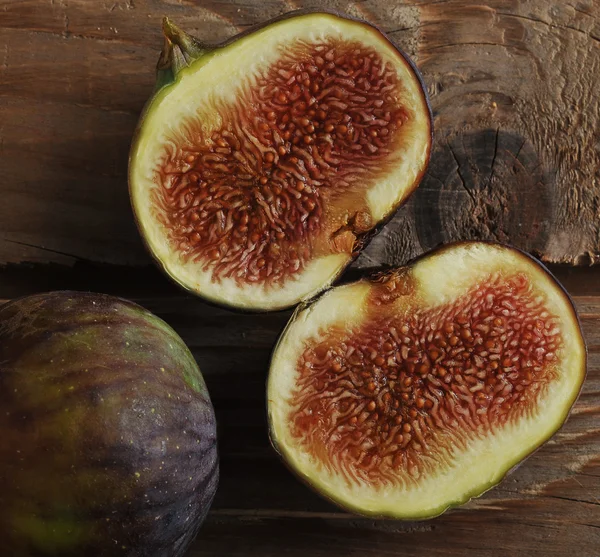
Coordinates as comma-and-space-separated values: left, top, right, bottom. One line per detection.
267, 242, 586, 518
129, 10, 432, 311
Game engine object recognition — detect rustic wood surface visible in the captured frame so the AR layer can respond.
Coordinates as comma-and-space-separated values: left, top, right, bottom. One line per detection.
1, 1, 599, 556
0, 0, 599, 267
1, 266, 599, 556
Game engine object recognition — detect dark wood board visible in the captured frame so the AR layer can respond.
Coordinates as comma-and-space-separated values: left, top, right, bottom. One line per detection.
0, 1, 599, 556
0, 268, 598, 556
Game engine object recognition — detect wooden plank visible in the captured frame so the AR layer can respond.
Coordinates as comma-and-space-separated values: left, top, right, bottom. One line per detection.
173, 293, 600, 555
1, 0, 599, 554
0, 277, 598, 553
0, 259, 599, 299
191, 496, 600, 556
0, 0, 598, 268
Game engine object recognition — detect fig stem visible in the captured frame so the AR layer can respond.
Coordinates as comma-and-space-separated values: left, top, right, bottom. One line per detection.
156, 18, 211, 89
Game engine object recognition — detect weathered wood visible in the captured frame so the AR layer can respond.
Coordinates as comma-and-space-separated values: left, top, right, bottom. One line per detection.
0, 0, 598, 267
1, 0, 599, 554
354, 1, 600, 267
192, 492, 600, 556
119, 292, 600, 555
0, 276, 598, 554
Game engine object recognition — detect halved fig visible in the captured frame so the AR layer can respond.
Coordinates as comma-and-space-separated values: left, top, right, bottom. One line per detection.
268, 242, 586, 518
129, 11, 432, 311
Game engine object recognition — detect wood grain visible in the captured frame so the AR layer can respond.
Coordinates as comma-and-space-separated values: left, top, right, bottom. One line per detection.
1, 1, 599, 555
121, 292, 600, 556
0, 0, 598, 267
0, 269, 598, 555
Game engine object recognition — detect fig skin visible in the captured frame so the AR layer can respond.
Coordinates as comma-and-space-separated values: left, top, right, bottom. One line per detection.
267, 241, 587, 519
128, 9, 433, 313
0, 291, 218, 556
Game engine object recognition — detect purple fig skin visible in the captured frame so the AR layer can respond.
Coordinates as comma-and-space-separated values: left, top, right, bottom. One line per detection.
0, 291, 218, 556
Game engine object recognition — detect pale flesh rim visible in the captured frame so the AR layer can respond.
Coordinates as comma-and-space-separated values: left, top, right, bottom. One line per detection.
129, 12, 431, 311
267, 242, 587, 518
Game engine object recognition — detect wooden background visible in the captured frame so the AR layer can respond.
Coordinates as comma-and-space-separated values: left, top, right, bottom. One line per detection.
0, 1, 599, 555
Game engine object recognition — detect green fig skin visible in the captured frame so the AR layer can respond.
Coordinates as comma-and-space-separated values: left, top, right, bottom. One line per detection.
0, 292, 218, 557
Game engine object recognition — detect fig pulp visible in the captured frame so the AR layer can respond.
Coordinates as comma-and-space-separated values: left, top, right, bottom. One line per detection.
268, 242, 586, 518
129, 11, 432, 311
0, 292, 218, 556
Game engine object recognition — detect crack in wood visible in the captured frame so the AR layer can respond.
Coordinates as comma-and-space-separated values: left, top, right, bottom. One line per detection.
514, 137, 528, 163
421, 41, 508, 51
386, 26, 416, 34
579, 472, 600, 479
546, 494, 600, 507
497, 10, 600, 43
447, 139, 477, 205
2, 239, 90, 262
486, 126, 500, 190
384, 22, 433, 34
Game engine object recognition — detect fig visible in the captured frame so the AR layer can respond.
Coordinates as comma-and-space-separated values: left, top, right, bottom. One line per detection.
268, 242, 586, 518
129, 11, 432, 311
0, 292, 218, 556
